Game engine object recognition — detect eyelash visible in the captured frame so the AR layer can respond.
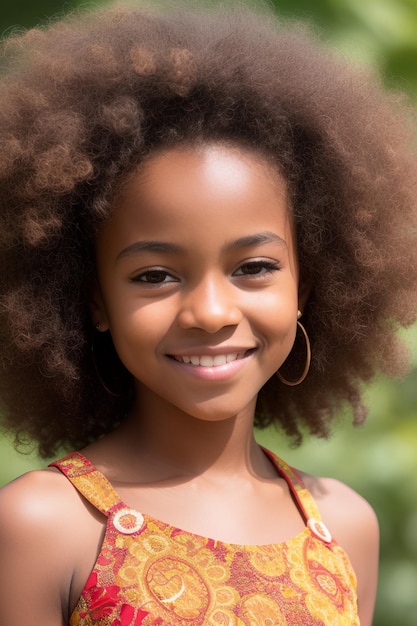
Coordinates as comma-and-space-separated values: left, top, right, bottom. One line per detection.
234, 260, 281, 276
131, 268, 176, 284
131, 260, 281, 285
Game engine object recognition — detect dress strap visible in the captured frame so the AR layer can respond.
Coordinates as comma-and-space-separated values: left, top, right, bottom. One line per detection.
50, 449, 333, 544
262, 447, 334, 544
49, 451, 121, 516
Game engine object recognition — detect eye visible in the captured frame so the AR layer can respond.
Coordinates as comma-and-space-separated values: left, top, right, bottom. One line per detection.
233, 260, 281, 276
131, 269, 178, 284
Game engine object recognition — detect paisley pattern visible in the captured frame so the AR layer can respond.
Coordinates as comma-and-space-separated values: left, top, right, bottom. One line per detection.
50, 451, 359, 625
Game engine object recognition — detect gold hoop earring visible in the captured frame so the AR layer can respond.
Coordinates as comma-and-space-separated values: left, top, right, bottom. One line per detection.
277, 318, 311, 386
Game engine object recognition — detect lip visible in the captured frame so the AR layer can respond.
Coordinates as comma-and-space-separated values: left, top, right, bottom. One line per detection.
171, 352, 247, 366
168, 346, 256, 358
166, 348, 257, 381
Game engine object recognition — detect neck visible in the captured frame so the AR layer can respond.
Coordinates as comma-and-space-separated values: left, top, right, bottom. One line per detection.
105, 395, 274, 482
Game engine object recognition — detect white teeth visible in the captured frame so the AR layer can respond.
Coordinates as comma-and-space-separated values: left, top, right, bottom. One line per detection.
174, 352, 245, 366
213, 355, 227, 366
200, 355, 217, 366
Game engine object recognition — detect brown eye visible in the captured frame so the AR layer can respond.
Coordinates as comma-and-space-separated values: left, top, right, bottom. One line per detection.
234, 261, 280, 276
132, 269, 175, 284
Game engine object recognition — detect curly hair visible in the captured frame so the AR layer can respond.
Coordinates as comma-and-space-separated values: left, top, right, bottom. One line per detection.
1, 1, 417, 458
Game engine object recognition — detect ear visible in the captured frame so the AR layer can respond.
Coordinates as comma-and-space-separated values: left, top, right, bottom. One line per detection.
90, 283, 110, 332
298, 273, 312, 315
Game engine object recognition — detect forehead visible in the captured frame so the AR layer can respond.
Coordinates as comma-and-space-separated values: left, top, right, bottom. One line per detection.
136, 143, 284, 192
122, 143, 287, 211
100, 143, 295, 255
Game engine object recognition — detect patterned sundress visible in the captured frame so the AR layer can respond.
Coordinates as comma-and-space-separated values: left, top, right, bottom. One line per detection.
50, 449, 359, 625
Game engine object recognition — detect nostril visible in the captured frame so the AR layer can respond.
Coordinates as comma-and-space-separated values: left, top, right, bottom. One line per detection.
176, 307, 242, 332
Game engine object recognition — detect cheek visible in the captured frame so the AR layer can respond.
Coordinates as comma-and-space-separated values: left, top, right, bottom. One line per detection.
253, 285, 298, 328
252, 287, 299, 360
107, 303, 171, 366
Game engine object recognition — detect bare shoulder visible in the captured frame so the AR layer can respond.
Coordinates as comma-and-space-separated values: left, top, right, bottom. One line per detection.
0, 465, 102, 571
301, 472, 379, 626
0, 466, 88, 551
0, 468, 88, 626
0, 466, 78, 523
301, 473, 379, 545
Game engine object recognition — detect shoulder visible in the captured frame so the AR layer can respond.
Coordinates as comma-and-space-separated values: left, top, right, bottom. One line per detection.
0, 467, 76, 534
300, 473, 380, 556
0, 466, 85, 539
301, 473, 379, 546
0, 468, 81, 574
302, 473, 379, 626
0, 468, 92, 624
0, 465, 104, 562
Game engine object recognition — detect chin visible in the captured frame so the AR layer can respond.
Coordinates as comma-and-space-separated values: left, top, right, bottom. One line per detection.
183, 401, 256, 424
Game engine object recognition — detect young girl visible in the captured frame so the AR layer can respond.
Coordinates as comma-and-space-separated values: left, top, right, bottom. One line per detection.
1, 2, 417, 625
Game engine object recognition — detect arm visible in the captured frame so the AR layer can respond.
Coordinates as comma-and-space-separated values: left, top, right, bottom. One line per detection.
0, 471, 75, 626
337, 490, 379, 626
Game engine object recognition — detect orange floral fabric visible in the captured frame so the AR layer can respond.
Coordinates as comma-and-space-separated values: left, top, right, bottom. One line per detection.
50, 451, 359, 625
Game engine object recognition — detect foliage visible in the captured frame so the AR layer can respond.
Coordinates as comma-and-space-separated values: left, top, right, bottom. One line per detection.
1, 2, 417, 626
271, 0, 417, 95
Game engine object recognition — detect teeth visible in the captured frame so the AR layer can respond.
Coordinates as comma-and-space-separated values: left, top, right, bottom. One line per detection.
174, 352, 244, 366
200, 355, 217, 366
213, 355, 228, 366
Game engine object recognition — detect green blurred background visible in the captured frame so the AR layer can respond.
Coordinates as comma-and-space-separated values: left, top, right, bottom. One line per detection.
1, 1, 417, 625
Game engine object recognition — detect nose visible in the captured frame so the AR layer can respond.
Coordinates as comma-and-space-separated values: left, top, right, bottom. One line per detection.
177, 276, 243, 333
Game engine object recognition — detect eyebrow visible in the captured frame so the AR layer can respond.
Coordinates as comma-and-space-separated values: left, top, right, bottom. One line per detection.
116, 230, 287, 261
116, 241, 184, 260
226, 231, 287, 250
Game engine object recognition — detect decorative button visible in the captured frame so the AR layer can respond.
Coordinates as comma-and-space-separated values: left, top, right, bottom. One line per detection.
307, 518, 333, 543
113, 508, 144, 534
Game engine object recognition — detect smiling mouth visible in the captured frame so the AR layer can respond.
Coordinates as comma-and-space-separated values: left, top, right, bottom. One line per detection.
170, 351, 253, 367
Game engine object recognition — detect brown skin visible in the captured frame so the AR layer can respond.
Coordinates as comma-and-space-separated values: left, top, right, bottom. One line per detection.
0, 145, 378, 625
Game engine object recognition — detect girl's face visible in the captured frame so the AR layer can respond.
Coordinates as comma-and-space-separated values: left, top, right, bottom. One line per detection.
94, 143, 300, 422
